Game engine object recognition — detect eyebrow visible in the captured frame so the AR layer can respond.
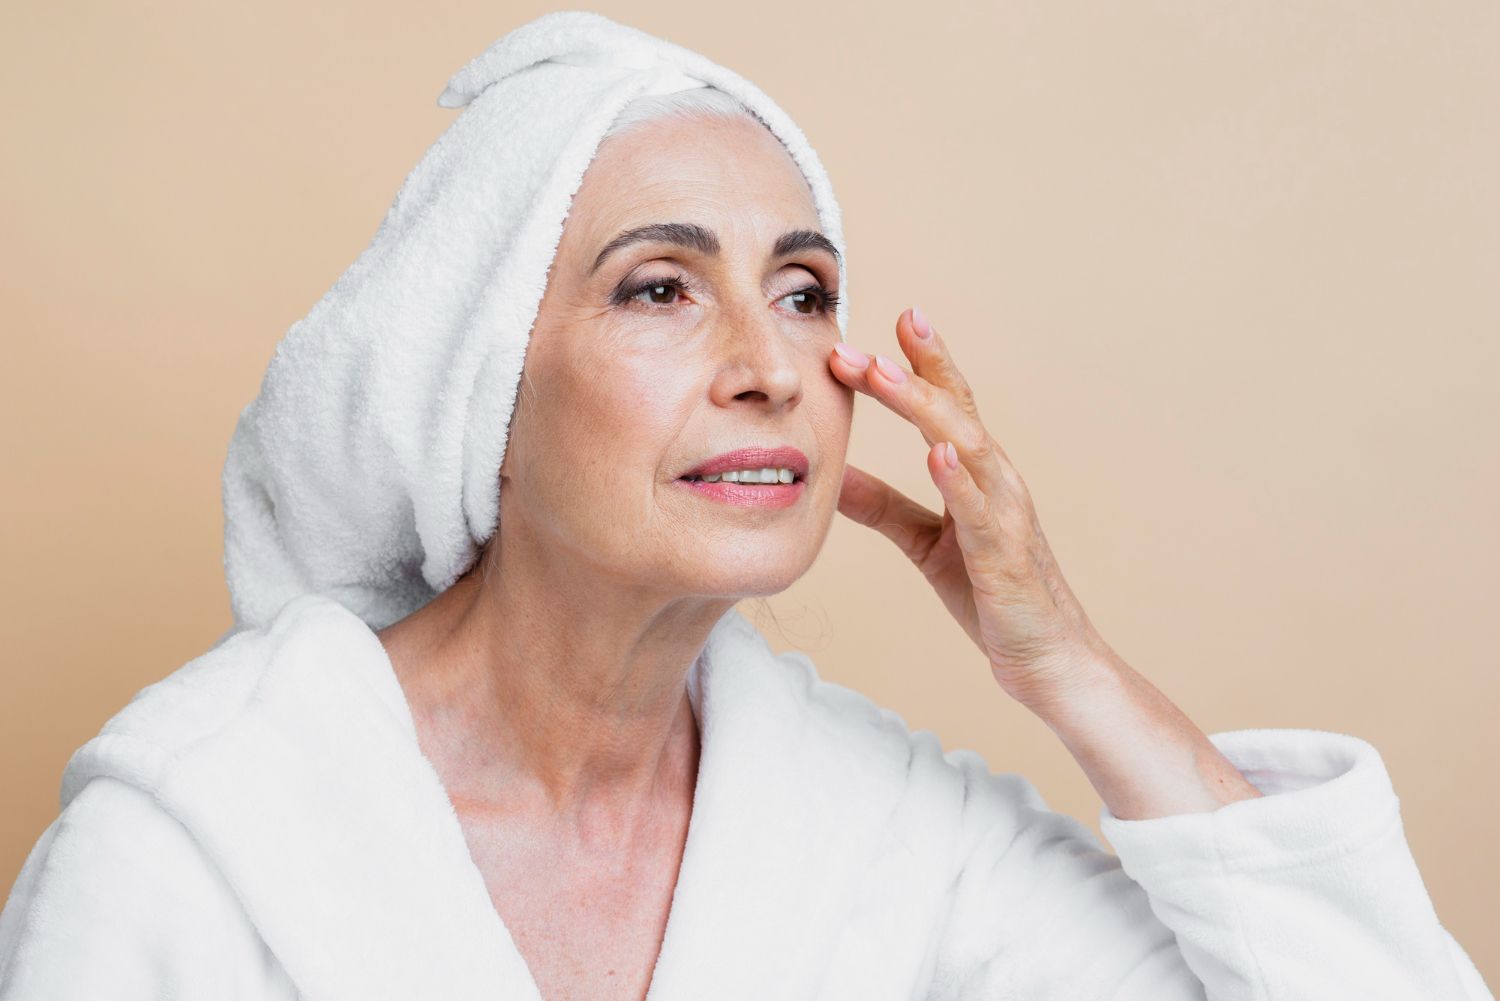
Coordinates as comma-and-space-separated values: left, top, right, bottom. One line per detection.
588, 222, 841, 275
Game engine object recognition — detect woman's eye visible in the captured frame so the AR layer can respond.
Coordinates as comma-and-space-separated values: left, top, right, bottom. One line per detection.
639, 283, 678, 304
776, 284, 836, 316
626, 278, 689, 306
780, 290, 818, 315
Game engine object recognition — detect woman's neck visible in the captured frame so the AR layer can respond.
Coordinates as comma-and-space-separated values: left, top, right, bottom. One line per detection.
376, 550, 731, 832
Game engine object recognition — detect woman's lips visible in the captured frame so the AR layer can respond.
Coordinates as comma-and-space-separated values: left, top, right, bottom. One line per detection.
674, 477, 806, 509
681, 445, 809, 480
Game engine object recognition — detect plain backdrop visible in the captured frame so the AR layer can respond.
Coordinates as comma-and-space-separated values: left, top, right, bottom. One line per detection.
2, 0, 1496, 985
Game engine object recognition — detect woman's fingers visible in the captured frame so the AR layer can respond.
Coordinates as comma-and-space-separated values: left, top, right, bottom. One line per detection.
925, 441, 1009, 583
828, 308, 1012, 498
836, 463, 943, 566
902, 307, 981, 422
832, 309, 1104, 707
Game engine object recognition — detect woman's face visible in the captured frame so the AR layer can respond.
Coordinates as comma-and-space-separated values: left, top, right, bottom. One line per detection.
496, 110, 853, 600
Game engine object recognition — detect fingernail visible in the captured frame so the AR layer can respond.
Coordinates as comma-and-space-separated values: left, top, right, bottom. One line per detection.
943, 442, 959, 469
874, 354, 906, 382
833, 342, 869, 368
911, 305, 933, 340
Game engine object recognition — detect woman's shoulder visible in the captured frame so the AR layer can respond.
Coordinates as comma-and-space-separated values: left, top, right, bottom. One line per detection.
4, 777, 208, 913
0, 777, 269, 993
59, 593, 399, 811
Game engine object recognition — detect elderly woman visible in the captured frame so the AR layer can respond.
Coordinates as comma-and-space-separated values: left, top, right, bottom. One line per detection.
0, 12, 1490, 1001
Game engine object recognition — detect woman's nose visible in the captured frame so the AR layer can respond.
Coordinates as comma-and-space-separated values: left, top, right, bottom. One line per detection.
706, 306, 803, 411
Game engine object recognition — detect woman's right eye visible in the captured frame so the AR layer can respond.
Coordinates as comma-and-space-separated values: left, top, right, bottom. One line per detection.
615, 273, 695, 308
633, 280, 684, 305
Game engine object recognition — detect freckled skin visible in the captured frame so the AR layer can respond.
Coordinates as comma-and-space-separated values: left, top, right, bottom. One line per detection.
376, 111, 853, 1001
501, 113, 852, 596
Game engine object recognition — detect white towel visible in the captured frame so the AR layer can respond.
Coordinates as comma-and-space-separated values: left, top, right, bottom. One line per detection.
220, 10, 850, 636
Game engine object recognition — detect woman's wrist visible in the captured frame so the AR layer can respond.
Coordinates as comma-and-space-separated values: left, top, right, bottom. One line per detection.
1011, 645, 1264, 821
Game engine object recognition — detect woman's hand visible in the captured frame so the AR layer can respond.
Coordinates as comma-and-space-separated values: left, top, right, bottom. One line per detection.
829, 308, 1265, 818
830, 310, 1265, 819
829, 306, 1110, 713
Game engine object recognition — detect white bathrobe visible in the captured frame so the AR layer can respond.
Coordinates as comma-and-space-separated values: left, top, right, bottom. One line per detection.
0, 592, 1490, 1000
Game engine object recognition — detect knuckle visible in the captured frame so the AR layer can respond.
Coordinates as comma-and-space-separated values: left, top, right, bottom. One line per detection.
970, 484, 1002, 528
997, 500, 1031, 537
935, 349, 976, 402
905, 377, 927, 409
959, 424, 993, 460
1001, 461, 1029, 496
869, 488, 896, 529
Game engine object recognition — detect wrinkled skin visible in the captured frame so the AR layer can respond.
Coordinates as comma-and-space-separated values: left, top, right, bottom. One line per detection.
375, 111, 851, 1001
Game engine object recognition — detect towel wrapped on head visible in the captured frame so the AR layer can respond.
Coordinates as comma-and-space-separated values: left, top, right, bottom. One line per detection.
219, 10, 850, 638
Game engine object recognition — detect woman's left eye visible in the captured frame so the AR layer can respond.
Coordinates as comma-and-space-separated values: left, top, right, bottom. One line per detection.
776, 283, 840, 317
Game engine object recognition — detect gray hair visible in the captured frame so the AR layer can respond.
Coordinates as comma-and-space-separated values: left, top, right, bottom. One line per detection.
601, 85, 772, 142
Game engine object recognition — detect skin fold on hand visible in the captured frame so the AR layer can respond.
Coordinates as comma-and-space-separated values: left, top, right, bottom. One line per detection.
829, 307, 1263, 820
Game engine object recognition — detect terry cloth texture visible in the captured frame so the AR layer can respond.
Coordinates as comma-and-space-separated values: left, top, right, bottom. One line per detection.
0, 592, 1490, 999
219, 10, 850, 637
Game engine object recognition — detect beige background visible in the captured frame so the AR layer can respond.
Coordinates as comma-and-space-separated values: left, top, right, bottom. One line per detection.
3, 0, 1496, 985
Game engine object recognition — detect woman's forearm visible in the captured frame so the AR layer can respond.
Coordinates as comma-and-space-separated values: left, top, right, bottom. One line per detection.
1021, 647, 1263, 821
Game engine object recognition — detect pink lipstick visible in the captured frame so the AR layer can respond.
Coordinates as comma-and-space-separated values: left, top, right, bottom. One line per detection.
676, 446, 809, 509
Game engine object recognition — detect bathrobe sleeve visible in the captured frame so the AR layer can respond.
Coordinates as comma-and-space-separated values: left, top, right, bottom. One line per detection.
923, 728, 1493, 1000
0, 776, 298, 1000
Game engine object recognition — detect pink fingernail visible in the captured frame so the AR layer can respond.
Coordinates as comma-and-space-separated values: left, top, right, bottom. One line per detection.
833, 342, 869, 368
911, 306, 934, 340
874, 354, 906, 382
943, 442, 959, 469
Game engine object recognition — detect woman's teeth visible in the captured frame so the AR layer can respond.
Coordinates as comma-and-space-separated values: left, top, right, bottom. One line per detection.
686, 467, 797, 484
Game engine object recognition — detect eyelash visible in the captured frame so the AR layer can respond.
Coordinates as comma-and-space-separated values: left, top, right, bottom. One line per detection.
611, 272, 842, 317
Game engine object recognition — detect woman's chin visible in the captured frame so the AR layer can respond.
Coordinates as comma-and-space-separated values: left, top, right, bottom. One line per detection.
662, 546, 814, 600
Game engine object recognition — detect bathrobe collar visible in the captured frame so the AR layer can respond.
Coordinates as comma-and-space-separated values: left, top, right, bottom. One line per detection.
60, 592, 912, 1001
